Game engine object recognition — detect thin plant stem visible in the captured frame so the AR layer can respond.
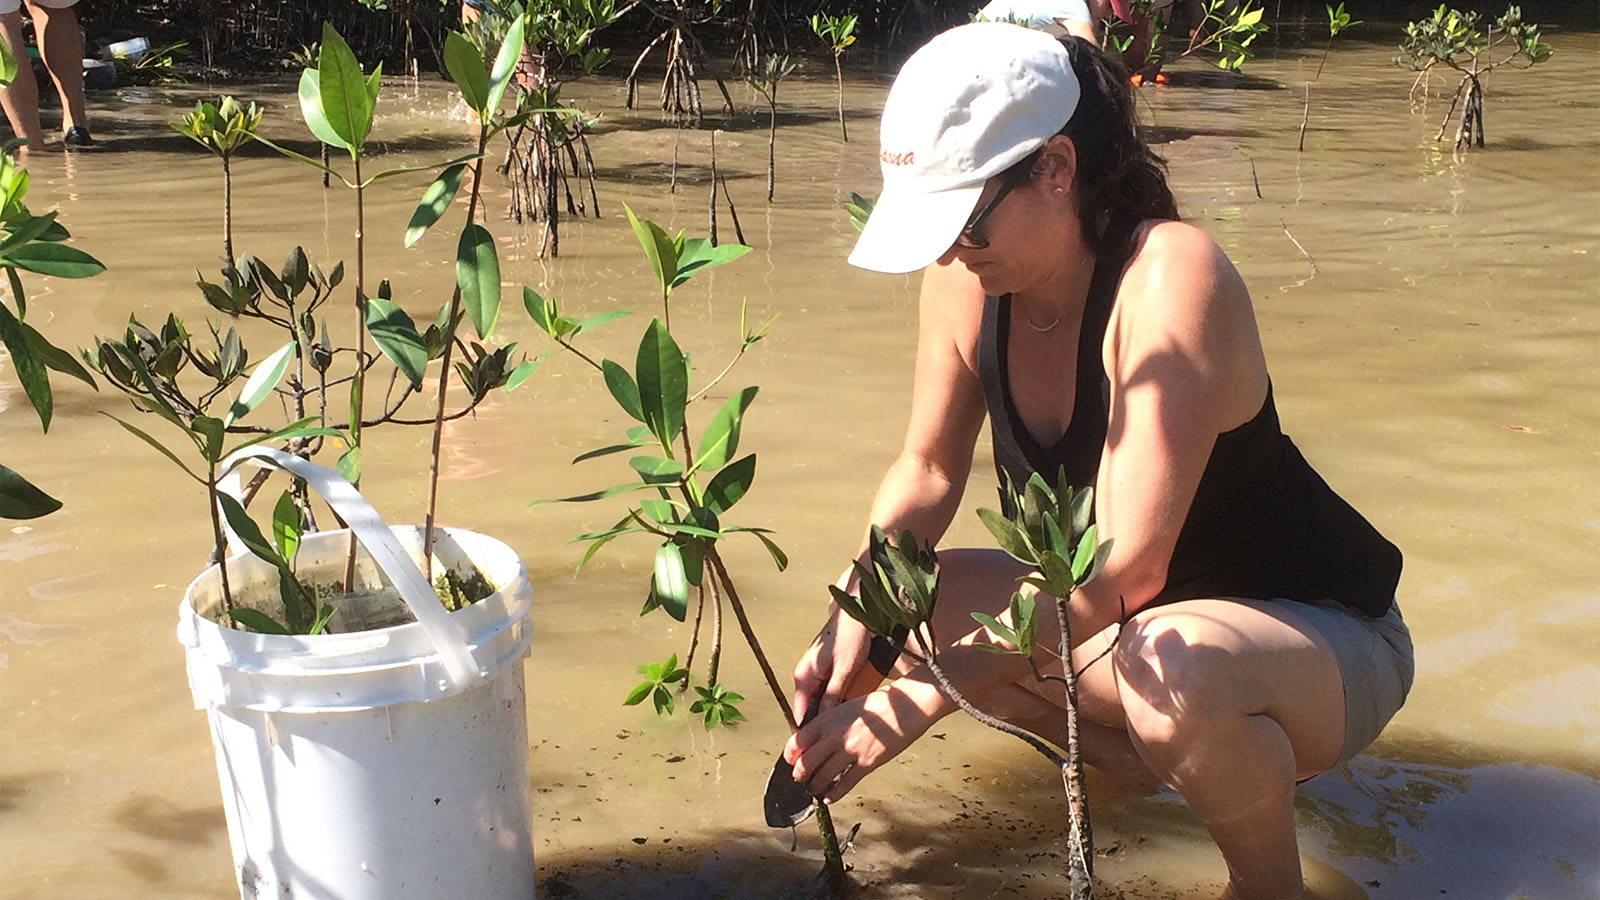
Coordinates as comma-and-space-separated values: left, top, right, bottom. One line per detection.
704, 553, 724, 687
1050, 592, 1093, 900
221, 155, 235, 270
423, 122, 490, 577
206, 464, 236, 623
343, 150, 369, 593
833, 54, 846, 142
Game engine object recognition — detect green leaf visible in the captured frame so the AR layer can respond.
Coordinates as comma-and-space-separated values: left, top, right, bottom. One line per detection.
456, 223, 501, 339
0, 39, 17, 87
726, 526, 788, 571
652, 541, 690, 621
575, 309, 631, 335
21, 322, 94, 389
532, 481, 655, 506
0, 211, 59, 255
652, 685, 675, 716
224, 341, 295, 426
404, 164, 466, 247
623, 204, 676, 296
1071, 523, 1099, 582
191, 414, 225, 463
601, 359, 645, 422
317, 23, 372, 149
226, 608, 291, 635
297, 69, 349, 149
694, 386, 758, 470
628, 455, 684, 482
271, 490, 301, 562
702, 453, 755, 515
0, 298, 49, 429
364, 297, 427, 389
337, 446, 362, 483
635, 319, 687, 449
572, 436, 648, 465
623, 680, 654, 706
1010, 590, 1037, 655
977, 507, 1035, 564
218, 492, 283, 567
226, 418, 340, 456
486, 15, 527, 114
670, 238, 752, 288
100, 413, 202, 482
444, 31, 489, 114
0, 463, 60, 518
970, 611, 1020, 648
1081, 537, 1114, 588
505, 358, 540, 390
2, 241, 105, 279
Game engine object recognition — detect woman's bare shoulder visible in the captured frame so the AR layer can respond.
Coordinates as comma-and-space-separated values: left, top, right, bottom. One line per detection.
919, 260, 989, 370
1117, 220, 1253, 333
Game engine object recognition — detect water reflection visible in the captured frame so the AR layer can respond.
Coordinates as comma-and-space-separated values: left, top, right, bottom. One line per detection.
1299, 758, 1599, 898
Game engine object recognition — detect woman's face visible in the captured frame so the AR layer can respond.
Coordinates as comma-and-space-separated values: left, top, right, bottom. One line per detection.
937, 139, 1081, 294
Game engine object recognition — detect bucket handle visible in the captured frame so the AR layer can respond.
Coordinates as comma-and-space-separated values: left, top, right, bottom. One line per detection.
217, 446, 486, 691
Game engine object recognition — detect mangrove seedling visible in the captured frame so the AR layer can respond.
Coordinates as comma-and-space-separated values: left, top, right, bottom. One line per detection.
1395, 4, 1552, 150
809, 12, 857, 142
745, 53, 796, 203
1316, 2, 1360, 79
172, 96, 262, 269
833, 469, 1114, 900
0, 40, 107, 518
529, 210, 854, 889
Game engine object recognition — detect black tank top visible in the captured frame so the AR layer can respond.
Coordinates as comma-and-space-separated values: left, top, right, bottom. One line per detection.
976, 240, 1401, 618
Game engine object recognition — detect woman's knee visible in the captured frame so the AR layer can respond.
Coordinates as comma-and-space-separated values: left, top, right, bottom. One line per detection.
1113, 612, 1255, 754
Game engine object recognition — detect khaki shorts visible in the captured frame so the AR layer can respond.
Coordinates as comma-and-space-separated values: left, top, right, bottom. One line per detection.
1282, 597, 1415, 765
0, 0, 77, 16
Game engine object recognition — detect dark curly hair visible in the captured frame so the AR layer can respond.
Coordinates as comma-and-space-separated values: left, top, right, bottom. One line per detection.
1053, 36, 1179, 254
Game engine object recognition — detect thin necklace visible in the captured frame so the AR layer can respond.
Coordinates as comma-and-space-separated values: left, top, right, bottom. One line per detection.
1025, 312, 1062, 333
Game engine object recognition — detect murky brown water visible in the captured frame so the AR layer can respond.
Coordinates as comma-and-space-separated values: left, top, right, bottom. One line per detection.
3, 24, 1597, 900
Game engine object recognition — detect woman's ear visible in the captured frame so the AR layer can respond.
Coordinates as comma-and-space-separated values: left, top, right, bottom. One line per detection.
1033, 135, 1078, 197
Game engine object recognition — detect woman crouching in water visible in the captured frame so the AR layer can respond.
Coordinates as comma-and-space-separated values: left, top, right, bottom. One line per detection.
784, 23, 1413, 900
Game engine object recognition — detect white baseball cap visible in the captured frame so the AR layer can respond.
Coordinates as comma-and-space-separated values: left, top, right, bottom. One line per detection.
848, 22, 1081, 275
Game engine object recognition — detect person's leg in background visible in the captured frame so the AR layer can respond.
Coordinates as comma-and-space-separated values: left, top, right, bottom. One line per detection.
26, 0, 88, 144
0, 2, 46, 149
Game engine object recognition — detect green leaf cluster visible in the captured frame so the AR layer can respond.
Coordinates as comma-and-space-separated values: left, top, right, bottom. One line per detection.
1203, 0, 1267, 72
171, 96, 263, 159
829, 525, 940, 638
624, 654, 690, 715
976, 469, 1112, 600
690, 683, 746, 729
810, 12, 858, 54
842, 191, 875, 233
1396, 4, 1551, 72
1325, 2, 1361, 39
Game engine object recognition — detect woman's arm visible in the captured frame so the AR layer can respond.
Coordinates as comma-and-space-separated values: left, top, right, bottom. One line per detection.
791, 260, 991, 721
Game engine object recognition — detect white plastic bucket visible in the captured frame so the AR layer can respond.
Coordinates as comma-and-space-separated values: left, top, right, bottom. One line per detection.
178, 450, 536, 900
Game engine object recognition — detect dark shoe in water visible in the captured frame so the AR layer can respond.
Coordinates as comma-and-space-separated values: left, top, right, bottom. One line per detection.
63, 126, 94, 148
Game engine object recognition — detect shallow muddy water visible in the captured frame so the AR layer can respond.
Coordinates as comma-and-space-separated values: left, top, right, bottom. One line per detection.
3, 21, 1597, 900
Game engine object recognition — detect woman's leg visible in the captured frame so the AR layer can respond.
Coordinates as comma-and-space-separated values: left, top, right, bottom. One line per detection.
0, 9, 44, 148
22, 0, 84, 136
1113, 598, 1347, 900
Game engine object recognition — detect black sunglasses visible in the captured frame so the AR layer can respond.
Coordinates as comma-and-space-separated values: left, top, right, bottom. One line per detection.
954, 167, 1027, 250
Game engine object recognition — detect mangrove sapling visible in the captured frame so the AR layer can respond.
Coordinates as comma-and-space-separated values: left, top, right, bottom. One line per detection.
831, 471, 1115, 900
1394, 5, 1552, 151
528, 211, 853, 889
745, 53, 796, 202
625, 0, 736, 126
172, 97, 262, 269
479, 0, 616, 254
0, 40, 108, 519
1114, 0, 1267, 76
1298, 3, 1360, 152
809, 12, 857, 142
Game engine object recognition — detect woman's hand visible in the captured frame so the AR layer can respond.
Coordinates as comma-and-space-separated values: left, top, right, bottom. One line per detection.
792, 599, 876, 725
782, 684, 935, 804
